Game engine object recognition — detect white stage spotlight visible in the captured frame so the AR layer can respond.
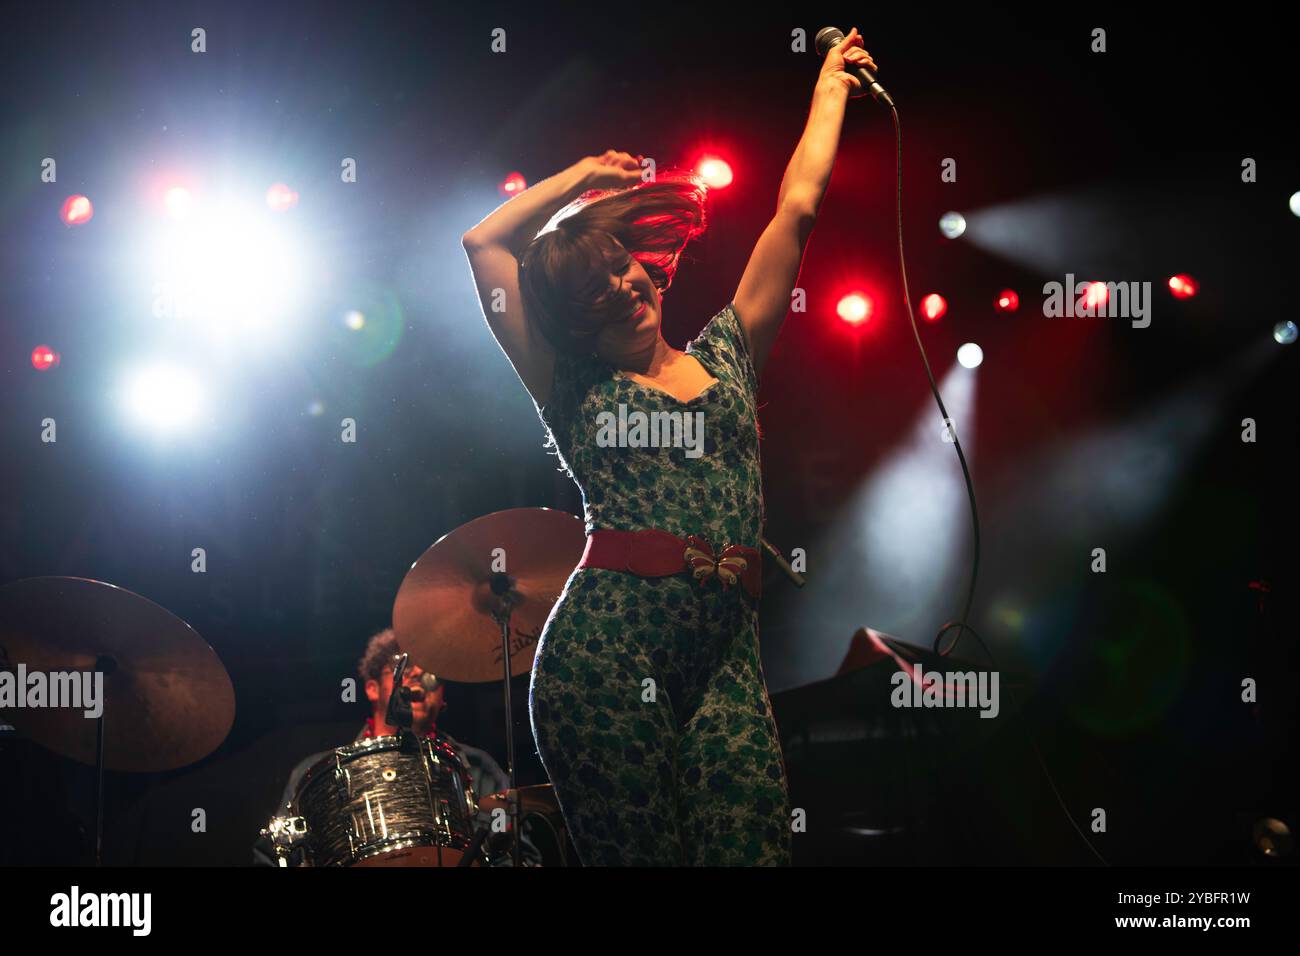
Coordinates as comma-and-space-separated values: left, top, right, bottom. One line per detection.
957, 342, 984, 368
164, 186, 193, 220
122, 362, 204, 432
150, 200, 308, 347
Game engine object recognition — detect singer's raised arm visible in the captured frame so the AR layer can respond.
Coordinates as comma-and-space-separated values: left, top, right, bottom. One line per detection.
461, 153, 644, 406
732, 27, 876, 375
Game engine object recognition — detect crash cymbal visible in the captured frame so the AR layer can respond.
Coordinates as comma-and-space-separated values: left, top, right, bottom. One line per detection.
393, 508, 586, 683
0, 576, 235, 772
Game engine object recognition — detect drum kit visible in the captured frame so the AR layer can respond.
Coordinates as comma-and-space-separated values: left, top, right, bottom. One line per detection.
0, 507, 588, 868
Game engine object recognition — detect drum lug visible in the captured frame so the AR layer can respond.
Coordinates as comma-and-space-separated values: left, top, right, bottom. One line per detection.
262, 815, 310, 867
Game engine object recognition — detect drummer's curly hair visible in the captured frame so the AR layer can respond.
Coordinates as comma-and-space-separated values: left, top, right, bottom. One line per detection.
357, 628, 401, 685
518, 174, 708, 356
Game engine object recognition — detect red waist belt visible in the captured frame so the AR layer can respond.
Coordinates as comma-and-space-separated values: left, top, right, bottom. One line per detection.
577, 529, 762, 599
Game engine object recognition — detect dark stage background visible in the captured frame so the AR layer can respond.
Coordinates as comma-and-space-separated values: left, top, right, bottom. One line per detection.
1, 1, 1296, 866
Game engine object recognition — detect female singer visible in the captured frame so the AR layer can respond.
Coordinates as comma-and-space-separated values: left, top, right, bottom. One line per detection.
461, 28, 877, 865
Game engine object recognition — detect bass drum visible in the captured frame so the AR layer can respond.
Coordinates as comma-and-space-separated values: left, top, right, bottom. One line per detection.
290, 734, 480, 867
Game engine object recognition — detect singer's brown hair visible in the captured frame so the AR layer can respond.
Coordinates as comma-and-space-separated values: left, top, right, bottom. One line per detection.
518, 175, 708, 355
357, 628, 401, 684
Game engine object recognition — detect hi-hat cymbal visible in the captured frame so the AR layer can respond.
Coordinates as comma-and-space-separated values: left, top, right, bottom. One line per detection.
393, 508, 586, 683
478, 783, 561, 817
0, 576, 235, 772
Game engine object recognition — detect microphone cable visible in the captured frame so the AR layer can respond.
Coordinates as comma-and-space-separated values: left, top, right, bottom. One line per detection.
886, 103, 1108, 866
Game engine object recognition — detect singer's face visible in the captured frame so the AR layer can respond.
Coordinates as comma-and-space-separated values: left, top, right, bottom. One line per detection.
591, 248, 661, 363
377, 663, 445, 727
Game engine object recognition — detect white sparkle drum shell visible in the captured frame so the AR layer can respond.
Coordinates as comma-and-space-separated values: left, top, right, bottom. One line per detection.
292, 734, 479, 867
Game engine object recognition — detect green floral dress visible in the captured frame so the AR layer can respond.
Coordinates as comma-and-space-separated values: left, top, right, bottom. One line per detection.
528, 302, 792, 866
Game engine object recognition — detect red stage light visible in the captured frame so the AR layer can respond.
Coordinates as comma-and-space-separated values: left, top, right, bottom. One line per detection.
994, 289, 1019, 312
1081, 281, 1109, 310
1168, 274, 1198, 299
920, 293, 947, 322
500, 172, 527, 196
696, 156, 733, 189
266, 183, 299, 212
60, 195, 93, 226
837, 292, 874, 325
31, 345, 60, 370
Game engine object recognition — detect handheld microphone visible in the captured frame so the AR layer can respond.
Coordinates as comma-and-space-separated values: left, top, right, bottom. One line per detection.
815, 27, 894, 107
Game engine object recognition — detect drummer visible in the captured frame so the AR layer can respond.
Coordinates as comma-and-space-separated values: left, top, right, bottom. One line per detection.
359, 628, 508, 799
253, 628, 510, 865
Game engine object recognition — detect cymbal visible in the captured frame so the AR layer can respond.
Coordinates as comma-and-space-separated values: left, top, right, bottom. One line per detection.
0, 577, 235, 772
393, 508, 586, 683
478, 783, 561, 817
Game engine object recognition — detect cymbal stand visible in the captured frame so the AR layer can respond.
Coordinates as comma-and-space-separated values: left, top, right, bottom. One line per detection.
489, 572, 523, 867
93, 653, 115, 867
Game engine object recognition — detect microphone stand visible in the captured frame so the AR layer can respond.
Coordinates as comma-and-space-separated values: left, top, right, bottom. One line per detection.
761, 537, 806, 588
389, 653, 459, 865
386, 653, 417, 749
92, 653, 116, 867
